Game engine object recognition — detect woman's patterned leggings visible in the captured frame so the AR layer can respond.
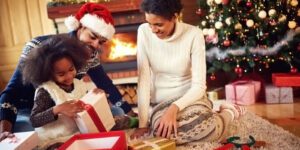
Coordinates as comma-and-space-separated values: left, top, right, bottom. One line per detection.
150, 96, 233, 145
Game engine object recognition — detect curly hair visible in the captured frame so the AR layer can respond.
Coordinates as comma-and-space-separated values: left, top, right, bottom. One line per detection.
141, 0, 183, 20
22, 35, 90, 86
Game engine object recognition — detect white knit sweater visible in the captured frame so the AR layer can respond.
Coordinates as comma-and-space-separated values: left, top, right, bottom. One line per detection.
137, 22, 207, 127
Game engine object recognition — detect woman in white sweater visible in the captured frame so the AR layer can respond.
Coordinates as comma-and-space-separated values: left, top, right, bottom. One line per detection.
131, 0, 245, 144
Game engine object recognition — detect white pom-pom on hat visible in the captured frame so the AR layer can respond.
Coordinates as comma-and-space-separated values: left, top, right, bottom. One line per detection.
64, 16, 80, 31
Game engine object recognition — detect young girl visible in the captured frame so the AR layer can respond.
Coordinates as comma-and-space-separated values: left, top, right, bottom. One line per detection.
21, 35, 101, 148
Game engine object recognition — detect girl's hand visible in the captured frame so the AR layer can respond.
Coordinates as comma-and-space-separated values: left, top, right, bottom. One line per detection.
154, 104, 179, 138
53, 100, 84, 118
82, 75, 91, 82
130, 127, 149, 139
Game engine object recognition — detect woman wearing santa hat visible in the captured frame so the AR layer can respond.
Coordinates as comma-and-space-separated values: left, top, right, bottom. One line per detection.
0, 2, 136, 141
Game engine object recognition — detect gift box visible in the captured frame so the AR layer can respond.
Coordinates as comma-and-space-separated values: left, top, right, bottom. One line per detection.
128, 137, 176, 150
265, 85, 293, 104
225, 80, 261, 105
0, 131, 38, 150
272, 73, 300, 87
75, 91, 115, 133
58, 131, 126, 150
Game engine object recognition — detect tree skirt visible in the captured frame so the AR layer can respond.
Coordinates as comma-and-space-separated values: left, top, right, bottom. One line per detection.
177, 111, 300, 150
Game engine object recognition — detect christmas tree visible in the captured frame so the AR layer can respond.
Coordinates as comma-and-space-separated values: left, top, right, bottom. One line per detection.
196, 0, 300, 80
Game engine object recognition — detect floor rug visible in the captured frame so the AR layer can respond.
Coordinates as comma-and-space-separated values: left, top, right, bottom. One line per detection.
177, 111, 300, 150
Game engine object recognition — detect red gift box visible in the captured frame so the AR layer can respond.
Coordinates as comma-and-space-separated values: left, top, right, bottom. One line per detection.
225, 80, 261, 105
58, 131, 127, 150
272, 73, 300, 87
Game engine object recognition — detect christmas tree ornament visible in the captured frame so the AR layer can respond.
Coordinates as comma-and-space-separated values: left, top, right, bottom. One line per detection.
202, 28, 209, 35
290, 66, 298, 73
201, 20, 207, 26
234, 65, 243, 75
278, 14, 287, 22
215, 21, 223, 29
196, 8, 205, 17
258, 10, 267, 19
208, 28, 216, 36
288, 21, 297, 29
246, 19, 254, 27
210, 74, 216, 80
246, 1, 253, 7
268, 9, 277, 17
298, 9, 300, 16
234, 23, 243, 30
290, 0, 299, 7
214, 0, 222, 4
225, 17, 232, 25
222, 0, 230, 5
223, 39, 231, 47
207, 0, 214, 6
269, 19, 277, 26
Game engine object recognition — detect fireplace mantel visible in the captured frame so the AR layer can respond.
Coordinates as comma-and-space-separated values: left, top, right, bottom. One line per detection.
47, 0, 144, 28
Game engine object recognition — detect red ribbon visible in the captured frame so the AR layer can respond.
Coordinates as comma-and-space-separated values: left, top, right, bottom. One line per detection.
79, 100, 107, 132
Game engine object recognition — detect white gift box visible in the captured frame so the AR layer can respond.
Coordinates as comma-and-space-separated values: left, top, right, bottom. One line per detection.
58, 131, 126, 150
0, 131, 38, 150
75, 91, 115, 133
265, 85, 293, 104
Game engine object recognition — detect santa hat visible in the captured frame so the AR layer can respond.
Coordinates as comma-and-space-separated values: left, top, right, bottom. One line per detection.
64, 3, 115, 39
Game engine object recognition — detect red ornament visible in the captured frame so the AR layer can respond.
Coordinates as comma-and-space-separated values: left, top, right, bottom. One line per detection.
222, 0, 230, 5
210, 74, 216, 80
290, 66, 298, 73
196, 8, 205, 17
297, 43, 300, 52
223, 40, 231, 47
235, 66, 243, 74
246, 1, 253, 7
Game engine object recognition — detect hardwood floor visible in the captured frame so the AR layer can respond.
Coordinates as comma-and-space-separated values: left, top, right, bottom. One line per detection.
246, 97, 300, 137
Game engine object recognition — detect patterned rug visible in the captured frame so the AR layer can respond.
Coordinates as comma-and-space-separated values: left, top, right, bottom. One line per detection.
177, 111, 300, 150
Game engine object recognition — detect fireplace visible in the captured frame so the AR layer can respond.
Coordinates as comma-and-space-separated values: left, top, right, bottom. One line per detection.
47, 0, 144, 83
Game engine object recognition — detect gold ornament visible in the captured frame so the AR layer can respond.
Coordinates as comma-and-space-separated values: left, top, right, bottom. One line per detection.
290, 0, 299, 7
288, 21, 297, 29
235, 23, 242, 30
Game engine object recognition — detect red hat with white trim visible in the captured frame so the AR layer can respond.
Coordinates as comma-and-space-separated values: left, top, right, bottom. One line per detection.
64, 3, 115, 39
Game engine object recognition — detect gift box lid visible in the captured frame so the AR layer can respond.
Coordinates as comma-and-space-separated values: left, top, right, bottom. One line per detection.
0, 131, 38, 150
58, 131, 126, 150
272, 73, 300, 87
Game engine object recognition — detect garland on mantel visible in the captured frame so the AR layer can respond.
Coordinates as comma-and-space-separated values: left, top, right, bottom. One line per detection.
47, 0, 111, 8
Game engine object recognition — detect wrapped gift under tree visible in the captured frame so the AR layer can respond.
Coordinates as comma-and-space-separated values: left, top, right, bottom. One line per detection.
272, 73, 300, 87
265, 85, 293, 104
225, 80, 261, 105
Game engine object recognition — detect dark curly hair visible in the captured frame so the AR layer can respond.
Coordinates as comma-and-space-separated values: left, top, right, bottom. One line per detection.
141, 0, 183, 20
22, 35, 90, 86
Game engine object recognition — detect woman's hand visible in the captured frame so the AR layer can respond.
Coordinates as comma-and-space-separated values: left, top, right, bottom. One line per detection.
82, 75, 91, 82
53, 100, 84, 118
154, 104, 179, 138
92, 88, 104, 94
130, 127, 149, 139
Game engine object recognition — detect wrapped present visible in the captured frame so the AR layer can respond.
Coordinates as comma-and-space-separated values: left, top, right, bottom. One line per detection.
207, 87, 226, 100
0, 131, 38, 150
265, 85, 293, 104
272, 73, 300, 87
75, 91, 115, 133
225, 80, 261, 105
58, 131, 126, 150
128, 137, 176, 150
